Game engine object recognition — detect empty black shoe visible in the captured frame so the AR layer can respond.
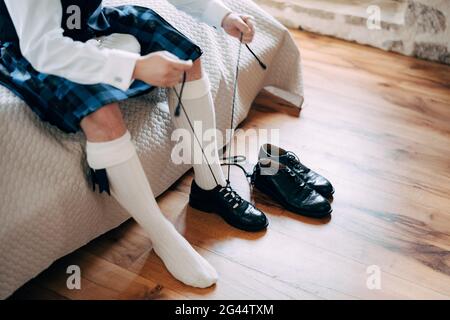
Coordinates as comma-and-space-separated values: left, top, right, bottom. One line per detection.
189, 180, 269, 232
252, 161, 332, 218
259, 144, 335, 198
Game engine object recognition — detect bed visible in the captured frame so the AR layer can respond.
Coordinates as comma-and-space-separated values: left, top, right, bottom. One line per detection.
0, 0, 303, 298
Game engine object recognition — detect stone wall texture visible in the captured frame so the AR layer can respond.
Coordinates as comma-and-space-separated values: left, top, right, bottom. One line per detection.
255, 0, 450, 65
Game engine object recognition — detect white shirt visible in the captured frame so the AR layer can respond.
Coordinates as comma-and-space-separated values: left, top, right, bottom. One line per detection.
4, 0, 231, 90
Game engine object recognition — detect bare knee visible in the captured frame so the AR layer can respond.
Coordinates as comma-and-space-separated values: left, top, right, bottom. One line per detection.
80, 103, 127, 142
186, 58, 203, 81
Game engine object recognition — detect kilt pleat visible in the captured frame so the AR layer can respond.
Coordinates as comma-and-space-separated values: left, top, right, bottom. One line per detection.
0, 5, 203, 133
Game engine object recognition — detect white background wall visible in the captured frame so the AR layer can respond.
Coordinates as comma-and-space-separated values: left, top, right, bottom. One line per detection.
255, 0, 450, 64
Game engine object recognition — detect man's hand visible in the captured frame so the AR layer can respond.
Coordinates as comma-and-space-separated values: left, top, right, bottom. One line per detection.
133, 51, 193, 87
222, 13, 255, 44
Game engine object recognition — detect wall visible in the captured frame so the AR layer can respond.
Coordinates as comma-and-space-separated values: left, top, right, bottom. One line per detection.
255, 0, 450, 65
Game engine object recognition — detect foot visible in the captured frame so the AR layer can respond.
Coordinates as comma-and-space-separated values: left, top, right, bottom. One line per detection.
252, 161, 332, 218
189, 181, 269, 232
259, 144, 335, 198
152, 221, 218, 288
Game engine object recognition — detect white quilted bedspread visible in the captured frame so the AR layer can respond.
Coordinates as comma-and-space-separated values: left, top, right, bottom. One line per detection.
0, 0, 303, 298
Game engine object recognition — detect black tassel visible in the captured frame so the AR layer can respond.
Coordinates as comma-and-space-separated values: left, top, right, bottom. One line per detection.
89, 168, 96, 192
174, 102, 181, 117
89, 168, 111, 195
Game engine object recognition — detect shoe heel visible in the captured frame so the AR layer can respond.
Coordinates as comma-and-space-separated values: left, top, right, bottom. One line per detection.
189, 196, 214, 213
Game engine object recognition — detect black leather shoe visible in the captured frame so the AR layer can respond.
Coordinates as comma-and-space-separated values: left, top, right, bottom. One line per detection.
259, 144, 334, 198
189, 180, 269, 232
252, 161, 332, 218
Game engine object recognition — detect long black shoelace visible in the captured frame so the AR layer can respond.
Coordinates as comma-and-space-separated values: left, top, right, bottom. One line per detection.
172, 32, 266, 189
90, 34, 266, 195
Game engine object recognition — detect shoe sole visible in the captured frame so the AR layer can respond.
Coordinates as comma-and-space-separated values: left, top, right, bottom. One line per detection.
254, 181, 332, 219
189, 197, 269, 232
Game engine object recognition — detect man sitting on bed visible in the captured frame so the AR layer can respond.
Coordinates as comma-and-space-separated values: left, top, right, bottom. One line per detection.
0, 0, 268, 288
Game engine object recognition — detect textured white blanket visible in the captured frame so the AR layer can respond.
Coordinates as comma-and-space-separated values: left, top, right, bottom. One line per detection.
0, 0, 303, 298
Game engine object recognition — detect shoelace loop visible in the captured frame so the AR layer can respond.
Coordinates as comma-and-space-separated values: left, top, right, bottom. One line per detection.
286, 152, 309, 173
219, 184, 244, 208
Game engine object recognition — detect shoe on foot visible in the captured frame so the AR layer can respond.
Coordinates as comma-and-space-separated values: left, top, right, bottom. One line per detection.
189, 180, 269, 232
259, 144, 334, 199
252, 160, 332, 218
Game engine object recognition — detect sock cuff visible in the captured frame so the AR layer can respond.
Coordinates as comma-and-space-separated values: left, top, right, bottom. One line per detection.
86, 131, 136, 169
174, 74, 210, 100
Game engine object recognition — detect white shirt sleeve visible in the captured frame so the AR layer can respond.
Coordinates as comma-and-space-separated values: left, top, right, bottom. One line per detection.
167, 0, 232, 28
4, 0, 139, 91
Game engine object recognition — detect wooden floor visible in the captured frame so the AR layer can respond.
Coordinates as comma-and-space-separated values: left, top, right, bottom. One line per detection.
11, 30, 450, 300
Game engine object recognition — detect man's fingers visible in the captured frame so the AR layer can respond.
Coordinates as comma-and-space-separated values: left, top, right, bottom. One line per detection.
235, 18, 251, 35
161, 51, 179, 60
243, 36, 253, 44
241, 15, 254, 21
170, 58, 193, 71
242, 15, 255, 31
160, 51, 193, 71
244, 17, 255, 34
239, 15, 255, 43
167, 69, 181, 78
165, 75, 182, 87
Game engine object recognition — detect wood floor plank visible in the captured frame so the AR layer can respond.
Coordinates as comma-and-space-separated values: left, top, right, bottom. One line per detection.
34, 251, 188, 300
168, 175, 450, 299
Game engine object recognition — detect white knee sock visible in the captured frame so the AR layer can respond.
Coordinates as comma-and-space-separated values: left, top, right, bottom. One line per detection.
169, 74, 227, 190
86, 131, 218, 288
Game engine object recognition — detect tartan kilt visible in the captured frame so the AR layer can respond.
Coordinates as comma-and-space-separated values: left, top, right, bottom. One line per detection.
0, 5, 203, 133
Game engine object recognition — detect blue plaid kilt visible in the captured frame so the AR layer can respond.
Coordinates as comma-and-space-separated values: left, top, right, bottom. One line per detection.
0, 5, 203, 133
